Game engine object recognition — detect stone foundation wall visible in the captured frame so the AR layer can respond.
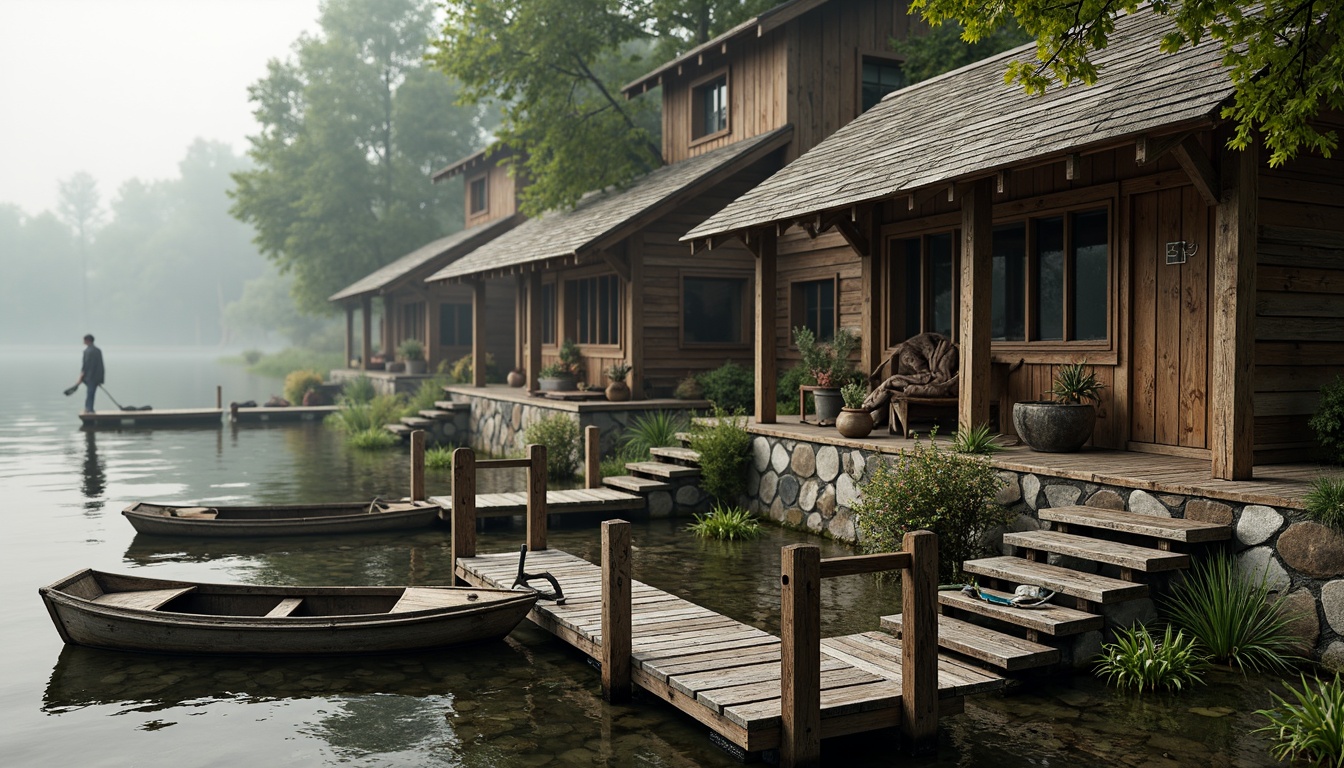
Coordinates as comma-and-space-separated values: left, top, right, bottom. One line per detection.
744, 432, 1344, 669
330, 369, 437, 397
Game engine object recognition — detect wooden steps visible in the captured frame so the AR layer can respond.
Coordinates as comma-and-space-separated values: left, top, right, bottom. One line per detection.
603, 475, 672, 493
1004, 530, 1190, 572
418, 409, 454, 421
961, 556, 1149, 605
625, 461, 700, 479
1039, 506, 1230, 544
935, 586, 1104, 636
881, 613, 1060, 671
400, 416, 434, 429
431, 400, 470, 412
649, 446, 701, 465
384, 423, 412, 437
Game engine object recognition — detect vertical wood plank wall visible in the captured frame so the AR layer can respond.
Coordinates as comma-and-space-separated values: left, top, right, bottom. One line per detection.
464, 162, 520, 229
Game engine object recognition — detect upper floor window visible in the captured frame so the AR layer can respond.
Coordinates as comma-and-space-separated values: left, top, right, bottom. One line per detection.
570, 274, 621, 346
793, 278, 836, 342
692, 73, 729, 140
439, 302, 472, 346
992, 208, 1109, 343
862, 57, 906, 112
683, 275, 747, 345
888, 232, 956, 342
468, 176, 487, 215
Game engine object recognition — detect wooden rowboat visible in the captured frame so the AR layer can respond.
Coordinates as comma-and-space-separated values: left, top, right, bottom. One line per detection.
40, 569, 539, 655
122, 499, 440, 537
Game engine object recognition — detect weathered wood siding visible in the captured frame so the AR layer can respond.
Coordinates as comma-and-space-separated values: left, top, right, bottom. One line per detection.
384, 282, 514, 373
773, 229, 863, 374
663, 32, 788, 164
464, 163, 520, 229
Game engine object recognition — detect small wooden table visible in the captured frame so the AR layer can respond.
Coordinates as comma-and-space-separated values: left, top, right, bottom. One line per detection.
889, 396, 959, 438
798, 385, 836, 426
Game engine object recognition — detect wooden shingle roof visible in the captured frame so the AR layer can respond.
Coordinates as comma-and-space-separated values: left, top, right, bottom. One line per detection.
685, 10, 1235, 242
328, 215, 521, 302
427, 126, 792, 282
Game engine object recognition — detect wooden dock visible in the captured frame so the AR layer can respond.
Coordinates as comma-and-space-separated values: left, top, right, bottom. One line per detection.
430, 487, 642, 518
79, 408, 224, 429
230, 405, 340, 423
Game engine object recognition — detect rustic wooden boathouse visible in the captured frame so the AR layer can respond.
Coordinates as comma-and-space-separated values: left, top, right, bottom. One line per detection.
684, 10, 1344, 479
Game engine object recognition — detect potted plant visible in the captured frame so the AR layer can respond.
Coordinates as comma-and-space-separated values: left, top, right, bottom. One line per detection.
538, 339, 583, 392
836, 381, 873, 438
1013, 362, 1106, 452
794, 326, 860, 425
397, 338, 427, 375
606, 362, 632, 402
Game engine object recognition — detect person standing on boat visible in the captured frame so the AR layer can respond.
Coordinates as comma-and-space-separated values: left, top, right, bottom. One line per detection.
74, 334, 104, 413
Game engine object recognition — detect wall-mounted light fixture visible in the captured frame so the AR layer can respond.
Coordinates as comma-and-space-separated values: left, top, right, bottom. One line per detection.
1165, 241, 1197, 265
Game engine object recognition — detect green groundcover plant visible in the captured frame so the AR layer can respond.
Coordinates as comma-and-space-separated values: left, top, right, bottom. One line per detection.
687, 503, 762, 541
1165, 551, 1301, 673
524, 413, 581, 481
687, 406, 752, 504
424, 445, 456, 470
1094, 624, 1207, 693
348, 428, 397, 450
1254, 674, 1344, 768
326, 394, 407, 436
1305, 475, 1344, 534
621, 411, 686, 458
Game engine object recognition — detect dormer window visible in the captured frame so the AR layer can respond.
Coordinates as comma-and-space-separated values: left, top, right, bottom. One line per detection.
692, 72, 729, 141
861, 57, 905, 112
468, 175, 488, 216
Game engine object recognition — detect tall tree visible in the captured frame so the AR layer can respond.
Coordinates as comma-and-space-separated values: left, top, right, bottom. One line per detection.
910, 0, 1343, 165
433, 0, 774, 215
232, 0, 490, 313
56, 171, 102, 328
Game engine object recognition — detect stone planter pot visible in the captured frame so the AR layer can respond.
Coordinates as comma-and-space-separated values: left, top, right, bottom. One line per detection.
539, 375, 577, 392
812, 388, 844, 425
507, 370, 526, 388
836, 408, 873, 439
1012, 401, 1096, 452
605, 381, 631, 402
405, 360, 427, 375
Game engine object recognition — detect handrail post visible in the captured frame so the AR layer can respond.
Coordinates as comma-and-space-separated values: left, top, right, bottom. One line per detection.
409, 429, 426, 502
601, 519, 632, 703
901, 530, 939, 754
526, 443, 548, 552
584, 425, 601, 489
450, 447, 476, 585
780, 544, 821, 768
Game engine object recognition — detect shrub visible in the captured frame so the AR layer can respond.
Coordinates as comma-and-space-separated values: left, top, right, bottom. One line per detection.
1306, 475, 1344, 533
852, 436, 1011, 581
242, 349, 263, 365
1254, 674, 1344, 767
1165, 551, 1300, 674
601, 448, 636, 478
952, 422, 1004, 455
687, 503, 762, 541
284, 369, 325, 404
348, 428, 398, 450
688, 406, 753, 504
674, 375, 703, 400
449, 353, 499, 384
424, 445, 455, 469
524, 414, 581, 481
1094, 624, 1207, 693
697, 361, 754, 412
1310, 376, 1344, 464
777, 363, 809, 414
326, 393, 407, 434
621, 411, 686, 458
340, 375, 376, 405
794, 326, 859, 387
404, 376, 448, 417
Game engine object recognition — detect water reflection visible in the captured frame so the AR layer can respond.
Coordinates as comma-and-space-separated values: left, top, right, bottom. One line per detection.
80, 430, 106, 513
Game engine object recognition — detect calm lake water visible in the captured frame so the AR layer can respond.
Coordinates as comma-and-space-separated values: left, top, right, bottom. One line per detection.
0, 346, 1284, 766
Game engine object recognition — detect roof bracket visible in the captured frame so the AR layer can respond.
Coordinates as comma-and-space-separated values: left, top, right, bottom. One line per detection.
1065, 153, 1081, 181
1171, 136, 1221, 207
1136, 131, 1193, 166
996, 170, 1010, 194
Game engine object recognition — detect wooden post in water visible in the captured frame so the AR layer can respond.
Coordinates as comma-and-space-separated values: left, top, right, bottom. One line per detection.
450, 447, 476, 585
526, 443, 548, 552
584, 426, 601, 489
901, 530, 939, 754
780, 544, 821, 768
216, 385, 222, 409
409, 430, 425, 502
600, 519, 632, 703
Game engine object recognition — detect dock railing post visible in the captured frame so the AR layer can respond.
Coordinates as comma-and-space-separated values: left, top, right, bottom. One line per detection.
584, 425, 601, 489
901, 530, 939, 754
450, 447, 476, 585
780, 544, 821, 768
601, 519, 632, 703
409, 430, 426, 502
526, 443, 548, 552
216, 385, 222, 409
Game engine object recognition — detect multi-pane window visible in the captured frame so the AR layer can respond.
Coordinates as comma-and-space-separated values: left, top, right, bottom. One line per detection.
862, 58, 906, 111
683, 276, 746, 344
439, 303, 472, 346
571, 275, 621, 345
888, 232, 956, 342
991, 208, 1109, 343
693, 74, 728, 139
468, 176, 487, 215
403, 302, 426, 342
794, 279, 836, 342
540, 282, 556, 345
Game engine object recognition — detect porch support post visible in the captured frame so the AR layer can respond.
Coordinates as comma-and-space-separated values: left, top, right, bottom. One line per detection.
471, 280, 488, 387
360, 296, 373, 371
1211, 142, 1257, 479
959, 178, 993, 431
382, 295, 395, 364
425, 295, 440, 372
527, 272, 543, 390
859, 209, 882, 377
626, 236, 645, 399
755, 228, 778, 424
515, 276, 526, 373
344, 305, 354, 367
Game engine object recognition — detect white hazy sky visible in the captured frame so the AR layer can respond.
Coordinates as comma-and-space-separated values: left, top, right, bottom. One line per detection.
0, 0, 324, 215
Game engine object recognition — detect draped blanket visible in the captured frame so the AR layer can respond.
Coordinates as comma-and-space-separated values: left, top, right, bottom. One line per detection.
861, 332, 959, 425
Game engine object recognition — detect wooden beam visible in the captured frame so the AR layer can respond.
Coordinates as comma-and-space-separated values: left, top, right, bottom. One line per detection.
450, 447, 476, 584
1135, 131, 1192, 166
471, 280, 487, 387
780, 544, 821, 768
901, 530, 939, 754
1065, 153, 1081, 181
409, 430, 425, 502
755, 228, 778, 424
1211, 141, 1257, 479
959, 178, 993, 431
360, 296, 372, 371
513, 276, 526, 374
831, 216, 870, 257
737, 229, 762, 258
344, 306, 354, 368
382, 295, 395, 364
858, 206, 882, 377
819, 552, 912, 579
995, 170, 1010, 194
601, 520, 632, 704
584, 425, 601, 489
527, 443, 548, 551
596, 248, 631, 282
626, 233, 645, 399
527, 272, 543, 390
907, 185, 951, 211
1172, 136, 1221, 207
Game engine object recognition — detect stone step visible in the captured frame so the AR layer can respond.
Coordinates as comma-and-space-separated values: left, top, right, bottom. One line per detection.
384, 423, 412, 436
937, 586, 1104, 637
432, 400, 470, 412
400, 416, 435, 428
1004, 530, 1190, 573
649, 446, 701, 465
602, 475, 672, 494
1038, 506, 1230, 544
419, 409, 454, 421
882, 613, 1060, 672
674, 431, 694, 446
625, 461, 700, 480
962, 556, 1149, 605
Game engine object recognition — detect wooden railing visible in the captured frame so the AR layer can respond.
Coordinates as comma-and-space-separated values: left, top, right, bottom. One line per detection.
447, 444, 548, 581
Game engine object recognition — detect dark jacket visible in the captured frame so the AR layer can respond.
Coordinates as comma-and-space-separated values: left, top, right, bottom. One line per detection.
82, 345, 105, 386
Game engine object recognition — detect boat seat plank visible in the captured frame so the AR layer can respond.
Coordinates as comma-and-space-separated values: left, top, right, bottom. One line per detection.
391, 587, 472, 613
266, 597, 304, 617
170, 507, 218, 519
93, 586, 196, 611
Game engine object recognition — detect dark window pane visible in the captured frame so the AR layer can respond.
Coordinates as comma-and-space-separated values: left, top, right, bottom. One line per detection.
798, 279, 835, 342
696, 76, 728, 137
540, 284, 555, 345
439, 303, 472, 346
901, 239, 921, 339
928, 233, 954, 338
571, 276, 620, 345
1035, 217, 1064, 341
683, 277, 746, 344
861, 58, 905, 111
469, 178, 487, 214
992, 224, 1026, 341
1072, 209, 1108, 340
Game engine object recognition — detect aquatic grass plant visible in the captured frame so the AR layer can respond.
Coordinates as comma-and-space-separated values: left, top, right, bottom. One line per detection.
951, 422, 1004, 455
326, 393, 408, 434
1165, 550, 1301, 674
621, 410, 686, 458
340, 375, 376, 405
1094, 624, 1207, 693
687, 503, 761, 541
1305, 475, 1344, 533
424, 445, 456, 470
348, 428, 398, 450
687, 406, 752, 504
1254, 674, 1344, 768
524, 413, 581, 481
403, 376, 448, 417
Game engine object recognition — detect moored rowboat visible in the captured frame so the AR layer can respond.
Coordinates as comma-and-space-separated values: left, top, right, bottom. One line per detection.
122, 499, 440, 537
40, 569, 538, 655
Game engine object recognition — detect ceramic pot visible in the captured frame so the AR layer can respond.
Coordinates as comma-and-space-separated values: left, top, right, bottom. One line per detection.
812, 388, 844, 425
539, 375, 577, 392
1012, 401, 1096, 452
507, 370, 526, 387
405, 360, 427, 375
605, 381, 631, 402
836, 408, 874, 439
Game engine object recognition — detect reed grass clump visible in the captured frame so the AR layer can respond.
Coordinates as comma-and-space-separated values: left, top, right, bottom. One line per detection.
1305, 475, 1344, 533
687, 503, 761, 541
403, 376, 448, 417
340, 375, 376, 405
621, 410, 686, 458
327, 394, 407, 434
424, 445, 456, 469
1254, 674, 1344, 767
348, 428, 397, 450
1094, 624, 1207, 693
1165, 551, 1300, 673
951, 422, 1004, 455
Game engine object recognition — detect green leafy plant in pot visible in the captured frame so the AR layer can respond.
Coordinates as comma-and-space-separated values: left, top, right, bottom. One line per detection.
794, 326, 859, 426
538, 339, 583, 392
397, 338, 427, 375
836, 381, 873, 438
1012, 362, 1105, 452
605, 362, 632, 402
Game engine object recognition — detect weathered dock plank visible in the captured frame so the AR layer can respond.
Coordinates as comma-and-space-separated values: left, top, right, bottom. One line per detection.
430, 488, 643, 518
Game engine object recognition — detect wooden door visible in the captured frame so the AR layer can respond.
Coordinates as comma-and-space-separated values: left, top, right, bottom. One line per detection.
1129, 186, 1212, 454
